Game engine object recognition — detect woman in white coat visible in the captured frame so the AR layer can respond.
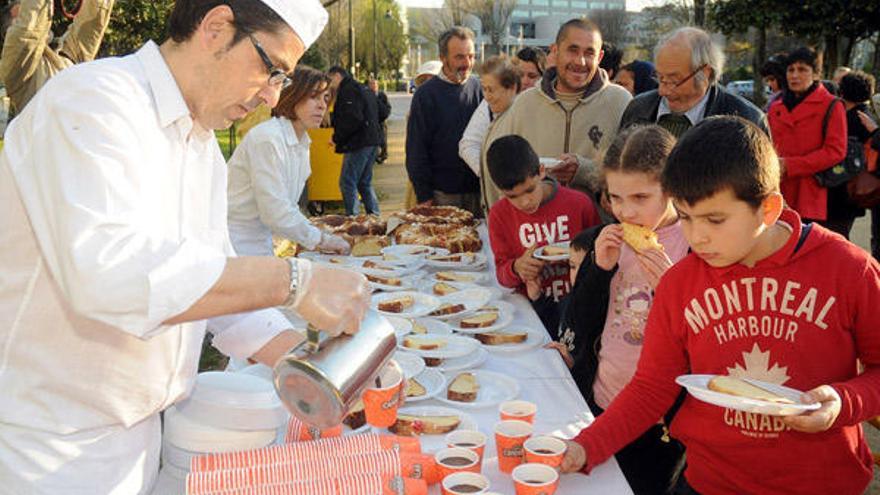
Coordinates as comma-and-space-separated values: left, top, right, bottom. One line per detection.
227, 65, 349, 256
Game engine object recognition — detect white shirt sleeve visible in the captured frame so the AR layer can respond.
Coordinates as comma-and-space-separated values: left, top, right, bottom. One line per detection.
6, 74, 227, 338
459, 100, 491, 177
244, 137, 323, 249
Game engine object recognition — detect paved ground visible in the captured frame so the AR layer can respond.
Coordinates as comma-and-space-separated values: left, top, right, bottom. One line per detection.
374, 92, 880, 493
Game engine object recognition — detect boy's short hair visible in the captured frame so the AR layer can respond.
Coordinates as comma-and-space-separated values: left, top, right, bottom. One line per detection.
839, 71, 876, 104
661, 116, 780, 209
486, 135, 540, 191
569, 228, 593, 253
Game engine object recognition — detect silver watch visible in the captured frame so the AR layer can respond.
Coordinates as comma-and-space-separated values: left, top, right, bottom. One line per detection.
284, 257, 299, 307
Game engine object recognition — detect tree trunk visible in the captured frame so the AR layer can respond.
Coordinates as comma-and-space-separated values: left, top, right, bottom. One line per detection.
823, 35, 838, 76
842, 36, 855, 67
753, 26, 767, 109
873, 34, 880, 82
693, 0, 706, 27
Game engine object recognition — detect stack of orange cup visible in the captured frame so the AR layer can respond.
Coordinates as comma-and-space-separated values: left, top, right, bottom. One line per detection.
523, 436, 567, 468
494, 420, 533, 473
499, 400, 537, 424
362, 360, 405, 428
185, 472, 428, 495
190, 434, 420, 473
285, 415, 343, 443
511, 463, 559, 495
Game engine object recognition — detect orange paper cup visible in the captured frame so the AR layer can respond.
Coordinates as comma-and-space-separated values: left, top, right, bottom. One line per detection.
512, 463, 560, 495
363, 360, 404, 428
499, 400, 537, 424
445, 430, 487, 463
286, 415, 343, 442
494, 420, 533, 473
523, 436, 567, 469
434, 447, 481, 481
441, 472, 491, 495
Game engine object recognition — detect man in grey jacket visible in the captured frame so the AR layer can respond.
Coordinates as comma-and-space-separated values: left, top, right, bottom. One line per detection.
619, 27, 767, 137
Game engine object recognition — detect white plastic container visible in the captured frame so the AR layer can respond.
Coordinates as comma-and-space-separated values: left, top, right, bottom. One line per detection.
163, 406, 277, 453
174, 371, 286, 431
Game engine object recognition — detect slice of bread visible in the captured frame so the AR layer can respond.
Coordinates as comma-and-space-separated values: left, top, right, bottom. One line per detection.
707, 375, 795, 404
621, 223, 663, 253
389, 414, 461, 436
433, 283, 460, 296
542, 245, 569, 257
365, 273, 403, 286
343, 400, 366, 430
447, 372, 479, 402
428, 253, 463, 262
403, 336, 447, 351
474, 330, 528, 345
405, 378, 427, 398
459, 312, 499, 329
424, 357, 444, 367
378, 295, 415, 313
363, 260, 393, 271
329, 257, 348, 264
436, 271, 475, 283
428, 303, 466, 317
351, 236, 388, 257
411, 321, 428, 334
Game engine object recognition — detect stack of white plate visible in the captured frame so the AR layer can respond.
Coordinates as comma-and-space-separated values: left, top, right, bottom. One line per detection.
158, 372, 287, 487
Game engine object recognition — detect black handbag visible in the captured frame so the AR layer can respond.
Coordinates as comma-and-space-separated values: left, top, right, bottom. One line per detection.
814, 98, 865, 188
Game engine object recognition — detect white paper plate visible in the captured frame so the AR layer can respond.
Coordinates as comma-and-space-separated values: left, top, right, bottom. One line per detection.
296, 252, 355, 265
477, 327, 550, 353
675, 374, 820, 416
534, 241, 571, 262
367, 274, 423, 293
398, 334, 480, 359
432, 347, 490, 373
419, 280, 505, 301
371, 291, 441, 318
393, 351, 426, 379
448, 301, 515, 334
437, 369, 520, 409
430, 270, 487, 285
425, 252, 488, 271
426, 288, 493, 320
349, 258, 426, 277
380, 405, 477, 453
408, 318, 454, 337
482, 456, 589, 495
382, 244, 449, 259
405, 368, 446, 403
386, 316, 413, 339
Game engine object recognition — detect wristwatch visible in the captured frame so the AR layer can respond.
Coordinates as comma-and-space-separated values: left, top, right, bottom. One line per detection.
284, 257, 299, 307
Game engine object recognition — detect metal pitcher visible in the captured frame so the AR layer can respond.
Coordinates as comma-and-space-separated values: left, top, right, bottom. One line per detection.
273, 309, 397, 428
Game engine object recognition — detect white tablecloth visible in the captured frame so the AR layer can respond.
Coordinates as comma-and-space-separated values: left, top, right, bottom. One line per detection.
420, 225, 633, 494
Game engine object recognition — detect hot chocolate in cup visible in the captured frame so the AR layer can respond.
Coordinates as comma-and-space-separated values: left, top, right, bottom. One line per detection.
441, 471, 490, 495
512, 463, 560, 495
435, 447, 481, 480
499, 400, 537, 424
523, 436, 567, 468
445, 430, 488, 462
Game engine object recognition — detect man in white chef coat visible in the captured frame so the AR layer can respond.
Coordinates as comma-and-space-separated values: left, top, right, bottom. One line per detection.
0, 1, 371, 493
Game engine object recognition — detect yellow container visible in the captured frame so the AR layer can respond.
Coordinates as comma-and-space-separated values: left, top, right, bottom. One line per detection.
306, 127, 344, 202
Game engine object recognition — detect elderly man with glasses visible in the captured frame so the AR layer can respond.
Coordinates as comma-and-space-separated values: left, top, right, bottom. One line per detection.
619, 27, 767, 138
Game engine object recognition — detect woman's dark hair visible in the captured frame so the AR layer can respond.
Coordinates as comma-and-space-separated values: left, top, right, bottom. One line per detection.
839, 71, 876, 104
480, 55, 522, 92
785, 46, 821, 74
168, 0, 286, 46
600, 42, 623, 77
272, 65, 330, 121
620, 60, 658, 95
760, 53, 788, 89
515, 46, 546, 76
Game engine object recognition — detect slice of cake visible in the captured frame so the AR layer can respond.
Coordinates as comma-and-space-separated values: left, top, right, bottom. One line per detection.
403, 336, 447, 351
436, 271, 475, 283
474, 330, 528, 345
405, 378, 427, 398
428, 303, 466, 317
433, 283, 460, 296
365, 273, 403, 286
410, 320, 428, 334
542, 245, 569, 257
459, 312, 498, 329
447, 372, 479, 402
351, 236, 388, 257
377, 295, 414, 313
389, 414, 461, 436
707, 376, 794, 404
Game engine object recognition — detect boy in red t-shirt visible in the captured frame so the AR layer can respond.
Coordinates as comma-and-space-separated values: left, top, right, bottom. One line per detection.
560, 116, 880, 495
486, 135, 600, 330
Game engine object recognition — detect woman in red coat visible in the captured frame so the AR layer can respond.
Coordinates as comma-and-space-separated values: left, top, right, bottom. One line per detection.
768, 47, 847, 227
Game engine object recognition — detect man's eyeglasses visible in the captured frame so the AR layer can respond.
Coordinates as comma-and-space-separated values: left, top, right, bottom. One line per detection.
248, 33, 292, 89
653, 63, 708, 89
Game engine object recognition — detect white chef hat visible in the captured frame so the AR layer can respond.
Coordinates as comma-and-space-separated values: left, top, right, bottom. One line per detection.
258, 0, 329, 49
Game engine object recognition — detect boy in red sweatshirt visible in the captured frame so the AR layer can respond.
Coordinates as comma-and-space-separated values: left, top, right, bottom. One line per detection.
486, 135, 600, 330
560, 116, 880, 495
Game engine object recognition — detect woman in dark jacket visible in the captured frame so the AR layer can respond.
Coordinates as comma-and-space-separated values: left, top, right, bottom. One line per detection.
768, 47, 848, 227
824, 71, 877, 238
